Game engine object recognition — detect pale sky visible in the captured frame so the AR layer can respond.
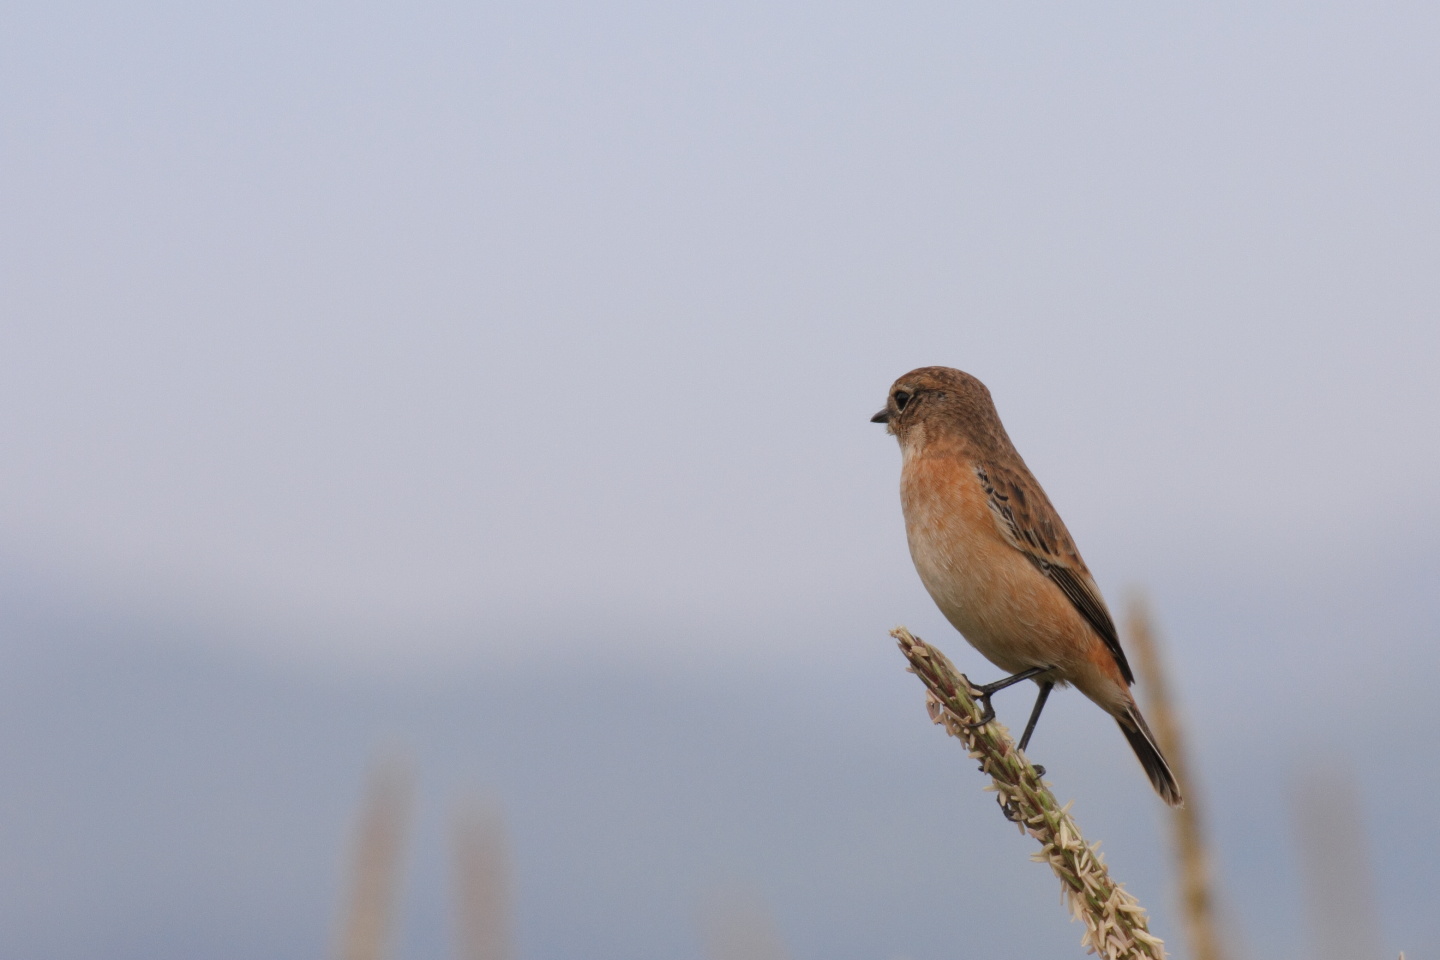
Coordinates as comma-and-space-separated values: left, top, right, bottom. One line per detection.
4, 0, 1437, 671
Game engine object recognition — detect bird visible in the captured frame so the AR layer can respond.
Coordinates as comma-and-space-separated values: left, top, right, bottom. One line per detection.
872, 365, 1182, 806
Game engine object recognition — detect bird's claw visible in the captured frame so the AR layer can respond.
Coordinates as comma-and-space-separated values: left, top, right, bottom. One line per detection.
964, 695, 997, 728
998, 795, 1023, 822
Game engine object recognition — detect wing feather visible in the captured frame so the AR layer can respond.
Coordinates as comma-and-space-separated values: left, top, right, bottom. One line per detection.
974, 461, 1134, 685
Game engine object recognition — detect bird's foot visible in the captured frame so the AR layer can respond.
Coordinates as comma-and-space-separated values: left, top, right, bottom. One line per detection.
963, 694, 997, 728
998, 795, 1023, 822
962, 666, 1049, 729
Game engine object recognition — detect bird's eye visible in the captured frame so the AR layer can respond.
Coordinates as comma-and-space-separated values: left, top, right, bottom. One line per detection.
893, 390, 911, 411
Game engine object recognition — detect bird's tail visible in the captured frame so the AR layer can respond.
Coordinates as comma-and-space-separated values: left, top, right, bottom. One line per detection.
1115, 705, 1184, 807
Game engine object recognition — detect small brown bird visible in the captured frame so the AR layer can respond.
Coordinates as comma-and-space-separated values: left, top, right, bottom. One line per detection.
873, 366, 1182, 805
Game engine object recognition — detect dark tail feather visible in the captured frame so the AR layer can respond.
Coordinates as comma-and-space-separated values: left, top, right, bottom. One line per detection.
1116, 706, 1184, 807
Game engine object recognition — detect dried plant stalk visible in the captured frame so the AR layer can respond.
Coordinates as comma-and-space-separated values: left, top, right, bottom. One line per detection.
1126, 596, 1229, 960
452, 801, 514, 960
701, 889, 792, 960
892, 626, 1166, 960
1292, 768, 1384, 960
335, 756, 413, 960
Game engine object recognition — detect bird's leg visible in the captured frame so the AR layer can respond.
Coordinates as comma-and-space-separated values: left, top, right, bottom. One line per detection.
992, 678, 1055, 821
1017, 680, 1053, 753
965, 666, 1050, 727
1016, 680, 1054, 778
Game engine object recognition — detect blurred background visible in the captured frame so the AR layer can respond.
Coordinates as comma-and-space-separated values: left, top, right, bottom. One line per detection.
1, 0, 1437, 957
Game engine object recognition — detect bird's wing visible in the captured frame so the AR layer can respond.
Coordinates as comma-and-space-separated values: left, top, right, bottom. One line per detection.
974, 460, 1134, 685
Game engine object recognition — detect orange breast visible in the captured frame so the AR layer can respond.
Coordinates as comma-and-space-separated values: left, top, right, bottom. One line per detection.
899, 452, 1128, 708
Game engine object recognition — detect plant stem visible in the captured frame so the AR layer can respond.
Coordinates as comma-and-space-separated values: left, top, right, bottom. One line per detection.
892, 626, 1166, 960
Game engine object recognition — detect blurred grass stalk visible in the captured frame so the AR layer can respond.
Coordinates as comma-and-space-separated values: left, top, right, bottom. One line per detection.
1125, 596, 1229, 960
453, 801, 514, 960
701, 888, 792, 960
335, 756, 413, 960
892, 627, 1166, 960
1292, 768, 1384, 960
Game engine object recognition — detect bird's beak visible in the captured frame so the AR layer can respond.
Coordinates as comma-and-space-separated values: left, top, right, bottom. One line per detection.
870, 408, 890, 424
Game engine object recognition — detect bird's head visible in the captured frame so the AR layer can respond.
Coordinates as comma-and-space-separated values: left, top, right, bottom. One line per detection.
871, 366, 1001, 449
